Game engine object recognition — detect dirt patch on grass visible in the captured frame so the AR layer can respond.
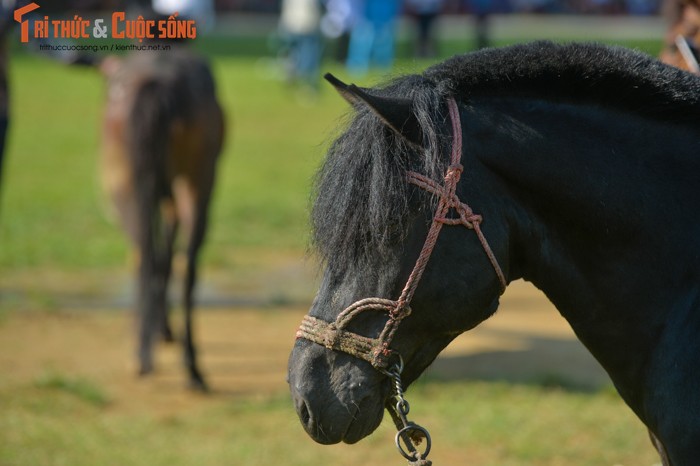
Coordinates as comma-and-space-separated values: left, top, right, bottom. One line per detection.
0, 280, 608, 418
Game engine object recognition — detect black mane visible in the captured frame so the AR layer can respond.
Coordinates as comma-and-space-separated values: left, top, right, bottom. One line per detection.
425, 41, 700, 120
312, 41, 700, 272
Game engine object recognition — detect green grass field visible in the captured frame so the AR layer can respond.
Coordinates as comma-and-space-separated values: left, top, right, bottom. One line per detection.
0, 377, 659, 465
0, 33, 665, 465
0, 52, 340, 270
0, 35, 662, 273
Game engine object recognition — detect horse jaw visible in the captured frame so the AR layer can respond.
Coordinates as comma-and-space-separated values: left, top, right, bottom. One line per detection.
288, 339, 388, 444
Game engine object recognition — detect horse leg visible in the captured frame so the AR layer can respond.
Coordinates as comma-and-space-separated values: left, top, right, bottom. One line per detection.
648, 429, 671, 466
126, 72, 177, 379
173, 174, 214, 391
158, 199, 179, 343
182, 204, 208, 391
138, 201, 175, 375
101, 134, 159, 375
173, 99, 222, 390
136, 217, 159, 376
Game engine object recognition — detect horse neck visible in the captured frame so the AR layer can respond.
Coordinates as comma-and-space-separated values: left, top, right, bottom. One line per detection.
466, 96, 700, 410
467, 95, 698, 297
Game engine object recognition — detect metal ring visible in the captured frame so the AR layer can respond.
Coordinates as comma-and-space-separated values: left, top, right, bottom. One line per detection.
394, 354, 405, 374
394, 424, 432, 461
396, 398, 410, 416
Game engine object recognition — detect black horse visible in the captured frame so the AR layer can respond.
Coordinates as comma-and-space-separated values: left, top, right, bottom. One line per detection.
288, 41, 700, 464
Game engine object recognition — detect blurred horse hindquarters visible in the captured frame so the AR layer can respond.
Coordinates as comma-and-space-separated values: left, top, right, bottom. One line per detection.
100, 47, 224, 390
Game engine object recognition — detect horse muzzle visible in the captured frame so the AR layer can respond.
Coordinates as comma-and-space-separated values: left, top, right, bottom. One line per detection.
288, 339, 386, 444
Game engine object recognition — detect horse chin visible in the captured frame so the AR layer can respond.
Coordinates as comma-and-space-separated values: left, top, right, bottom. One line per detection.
341, 407, 384, 444
301, 396, 384, 445
289, 341, 387, 445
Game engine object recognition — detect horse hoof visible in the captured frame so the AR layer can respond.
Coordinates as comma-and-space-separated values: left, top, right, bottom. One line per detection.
161, 328, 175, 343
138, 358, 155, 377
188, 376, 209, 392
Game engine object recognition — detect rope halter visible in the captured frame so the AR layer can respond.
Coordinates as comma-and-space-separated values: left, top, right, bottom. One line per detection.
296, 96, 506, 372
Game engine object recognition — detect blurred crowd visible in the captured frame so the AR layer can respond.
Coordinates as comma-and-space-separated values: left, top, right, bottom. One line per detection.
0, 0, 695, 220
276, 0, 662, 89
64, 0, 665, 14
277, 0, 482, 89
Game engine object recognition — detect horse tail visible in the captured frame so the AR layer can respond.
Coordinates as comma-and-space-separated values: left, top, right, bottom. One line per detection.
129, 76, 174, 375
129, 77, 172, 223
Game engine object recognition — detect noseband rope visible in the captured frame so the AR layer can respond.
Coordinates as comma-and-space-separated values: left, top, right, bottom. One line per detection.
296, 96, 507, 465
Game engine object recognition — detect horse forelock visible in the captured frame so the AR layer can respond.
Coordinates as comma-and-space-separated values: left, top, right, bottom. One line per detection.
311, 76, 453, 274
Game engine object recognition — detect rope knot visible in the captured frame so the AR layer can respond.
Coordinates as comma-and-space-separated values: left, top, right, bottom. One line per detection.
391, 301, 412, 319
445, 163, 463, 179
371, 343, 397, 369
460, 207, 482, 228
321, 323, 339, 349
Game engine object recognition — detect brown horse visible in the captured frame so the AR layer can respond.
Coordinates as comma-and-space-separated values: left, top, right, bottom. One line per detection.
100, 48, 224, 390
660, 0, 700, 73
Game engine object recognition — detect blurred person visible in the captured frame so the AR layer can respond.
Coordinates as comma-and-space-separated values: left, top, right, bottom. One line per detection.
509, 0, 558, 12
660, 0, 700, 73
280, 0, 323, 90
406, 0, 443, 58
625, 0, 657, 14
152, 0, 216, 33
466, 0, 493, 49
321, 0, 363, 62
346, 0, 400, 76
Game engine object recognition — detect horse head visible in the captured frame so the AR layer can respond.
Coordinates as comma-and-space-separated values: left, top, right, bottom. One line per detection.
287, 74, 508, 445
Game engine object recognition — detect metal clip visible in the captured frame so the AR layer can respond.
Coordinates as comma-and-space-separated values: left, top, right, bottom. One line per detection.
383, 356, 433, 465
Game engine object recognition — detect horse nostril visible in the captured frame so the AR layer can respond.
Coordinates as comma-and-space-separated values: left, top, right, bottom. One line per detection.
299, 400, 311, 427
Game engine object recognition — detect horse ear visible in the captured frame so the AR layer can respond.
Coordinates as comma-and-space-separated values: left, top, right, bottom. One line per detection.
324, 73, 423, 147
324, 73, 362, 106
